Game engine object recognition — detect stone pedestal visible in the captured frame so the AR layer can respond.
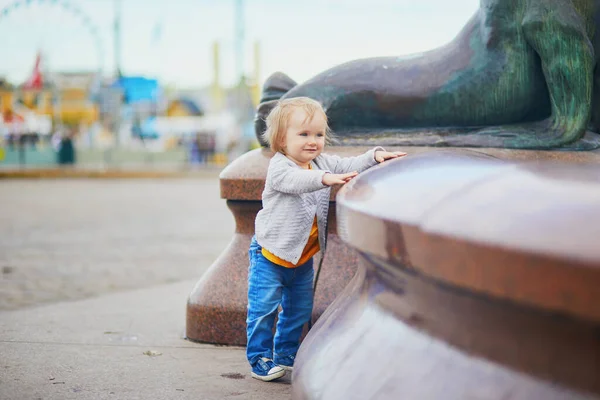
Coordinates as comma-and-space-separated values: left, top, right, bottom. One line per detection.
293, 149, 600, 399
186, 148, 368, 345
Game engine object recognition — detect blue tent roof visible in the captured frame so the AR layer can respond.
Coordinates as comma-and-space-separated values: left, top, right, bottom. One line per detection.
112, 76, 159, 103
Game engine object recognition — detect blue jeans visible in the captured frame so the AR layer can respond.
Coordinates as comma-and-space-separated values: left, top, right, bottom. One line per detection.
246, 236, 314, 366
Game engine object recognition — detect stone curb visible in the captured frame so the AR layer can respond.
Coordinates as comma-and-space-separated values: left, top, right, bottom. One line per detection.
0, 168, 223, 179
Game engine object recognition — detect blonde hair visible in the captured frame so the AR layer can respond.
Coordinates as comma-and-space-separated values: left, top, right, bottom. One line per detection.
262, 97, 331, 153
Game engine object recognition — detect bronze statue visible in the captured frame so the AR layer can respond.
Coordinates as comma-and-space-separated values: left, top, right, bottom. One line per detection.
255, 0, 600, 150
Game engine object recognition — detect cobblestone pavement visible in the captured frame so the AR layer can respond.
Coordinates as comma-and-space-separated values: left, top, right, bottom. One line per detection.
0, 177, 235, 310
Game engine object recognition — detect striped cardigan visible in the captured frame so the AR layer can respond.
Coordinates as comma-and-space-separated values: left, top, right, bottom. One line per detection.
255, 148, 382, 264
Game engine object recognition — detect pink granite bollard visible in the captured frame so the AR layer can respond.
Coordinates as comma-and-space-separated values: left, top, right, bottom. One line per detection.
186, 148, 365, 345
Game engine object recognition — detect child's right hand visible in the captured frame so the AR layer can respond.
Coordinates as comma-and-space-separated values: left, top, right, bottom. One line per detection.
322, 171, 358, 186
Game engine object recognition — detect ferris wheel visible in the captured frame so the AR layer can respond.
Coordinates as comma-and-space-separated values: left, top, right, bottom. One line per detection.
0, 0, 105, 78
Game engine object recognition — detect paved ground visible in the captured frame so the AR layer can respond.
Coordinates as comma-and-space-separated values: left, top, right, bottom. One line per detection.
0, 177, 234, 310
0, 279, 293, 400
0, 177, 294, 399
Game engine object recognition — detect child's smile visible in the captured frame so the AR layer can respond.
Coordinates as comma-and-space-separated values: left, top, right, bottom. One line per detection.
281, 108, 327, 169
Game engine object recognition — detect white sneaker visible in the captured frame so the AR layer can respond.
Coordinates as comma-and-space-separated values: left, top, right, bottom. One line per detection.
251, 357, 286, 381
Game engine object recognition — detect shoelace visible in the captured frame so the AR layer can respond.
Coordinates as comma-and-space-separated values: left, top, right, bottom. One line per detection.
257, 358, 272, 371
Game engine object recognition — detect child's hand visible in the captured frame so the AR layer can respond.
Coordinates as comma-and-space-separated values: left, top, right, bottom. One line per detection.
375, 150, 407, 163
322, 171, 358, 186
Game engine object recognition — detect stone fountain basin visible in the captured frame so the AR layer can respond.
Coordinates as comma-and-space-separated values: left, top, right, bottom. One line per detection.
292, 149, 600, 399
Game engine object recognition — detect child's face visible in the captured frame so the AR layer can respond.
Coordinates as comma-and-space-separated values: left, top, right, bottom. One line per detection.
281, 108, 326, 168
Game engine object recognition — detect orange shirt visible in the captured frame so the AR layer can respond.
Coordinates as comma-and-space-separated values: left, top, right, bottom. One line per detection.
262, 216, 320, 268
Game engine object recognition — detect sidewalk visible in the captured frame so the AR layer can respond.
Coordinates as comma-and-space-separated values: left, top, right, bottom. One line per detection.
0, 279, 292, 400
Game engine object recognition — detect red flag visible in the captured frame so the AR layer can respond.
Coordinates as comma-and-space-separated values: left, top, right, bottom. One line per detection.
23, 52, 43, 90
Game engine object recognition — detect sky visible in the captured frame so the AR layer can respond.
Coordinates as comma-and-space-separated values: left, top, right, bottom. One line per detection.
0, 0, 480, 89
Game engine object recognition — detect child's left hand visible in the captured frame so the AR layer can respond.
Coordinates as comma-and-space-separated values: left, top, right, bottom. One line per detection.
375, 150, 407, 163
